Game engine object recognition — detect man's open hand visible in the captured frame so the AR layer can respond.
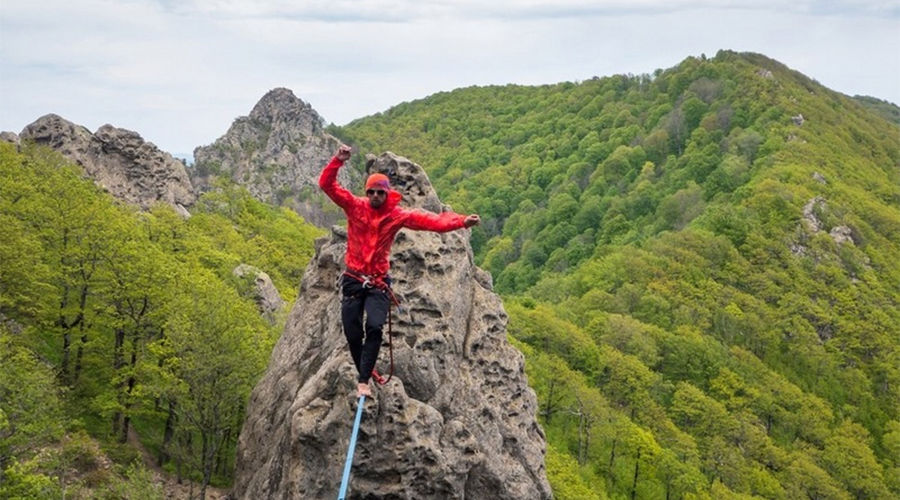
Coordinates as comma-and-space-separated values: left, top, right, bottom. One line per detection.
464, 214, 481, 228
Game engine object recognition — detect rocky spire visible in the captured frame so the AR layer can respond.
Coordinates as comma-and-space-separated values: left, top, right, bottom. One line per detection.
17, 114, 196, 210
232, 152, 551, 499
192, 88, 352, 226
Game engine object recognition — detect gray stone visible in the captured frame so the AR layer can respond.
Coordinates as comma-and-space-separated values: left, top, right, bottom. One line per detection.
192, 88, 352, 227
792, 114, 805, 126
232, 153, 550, 500
0, 131, 19, 145
812, 171, 827, 184
802, 196, 825, 232
175, 203, 192, 219
234, 264, 285, 323
18, 114, 196, 209
830, 225, 854, 245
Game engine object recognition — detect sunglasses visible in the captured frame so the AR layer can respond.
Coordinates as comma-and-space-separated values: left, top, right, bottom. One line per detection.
366, 189, 386, 196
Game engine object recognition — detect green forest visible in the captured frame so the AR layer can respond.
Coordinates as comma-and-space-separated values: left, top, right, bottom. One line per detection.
2, 50, 899, 499
0, 142, 321, 498
337, 51, 900, 498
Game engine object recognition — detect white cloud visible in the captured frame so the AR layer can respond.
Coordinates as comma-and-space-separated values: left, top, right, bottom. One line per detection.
1, 1, 898, 154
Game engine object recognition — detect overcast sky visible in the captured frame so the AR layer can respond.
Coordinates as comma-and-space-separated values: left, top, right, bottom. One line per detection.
2, 1, 898, 157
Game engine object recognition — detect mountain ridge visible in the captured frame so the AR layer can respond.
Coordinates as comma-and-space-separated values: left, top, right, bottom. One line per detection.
335, 49, 900, 498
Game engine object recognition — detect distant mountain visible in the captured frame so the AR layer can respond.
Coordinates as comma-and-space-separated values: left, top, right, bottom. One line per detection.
8, 114, 196, 211
852, 95, 900, 125
191, 88, 354, 227
337, 50, 900, 498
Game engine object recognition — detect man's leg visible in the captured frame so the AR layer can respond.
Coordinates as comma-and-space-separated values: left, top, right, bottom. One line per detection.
357, 289, 390, 384
340, 277, 365, 374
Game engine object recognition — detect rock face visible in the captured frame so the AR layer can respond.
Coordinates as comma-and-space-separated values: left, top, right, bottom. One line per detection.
18, 114, 196, 210
192, 88, 352, 227
232, 153, 551, 499
0, 131, 19, 145
234, 264, 286, 324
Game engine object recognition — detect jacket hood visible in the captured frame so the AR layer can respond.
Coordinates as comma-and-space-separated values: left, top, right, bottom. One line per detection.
382, 189, 403, 211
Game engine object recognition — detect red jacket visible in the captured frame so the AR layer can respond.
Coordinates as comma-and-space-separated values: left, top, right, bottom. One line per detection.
319, 157, 467, 277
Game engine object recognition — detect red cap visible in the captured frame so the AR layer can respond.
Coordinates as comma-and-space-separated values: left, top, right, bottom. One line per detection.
365, 173, 390, 191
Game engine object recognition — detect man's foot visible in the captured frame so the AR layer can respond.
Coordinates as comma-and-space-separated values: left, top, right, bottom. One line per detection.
371, 369, 386, 385
357, 382, 372, 398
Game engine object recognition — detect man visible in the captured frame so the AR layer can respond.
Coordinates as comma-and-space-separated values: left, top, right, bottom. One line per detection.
319, 145, 480, 397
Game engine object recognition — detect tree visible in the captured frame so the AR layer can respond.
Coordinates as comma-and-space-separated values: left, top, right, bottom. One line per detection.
820, 420, 891, 499
0, 326, 65, 474
140, 268, 269, 496
657, 182, 705, 230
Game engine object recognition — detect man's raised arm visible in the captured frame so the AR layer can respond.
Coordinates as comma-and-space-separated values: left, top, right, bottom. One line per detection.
318, 144, 355, 209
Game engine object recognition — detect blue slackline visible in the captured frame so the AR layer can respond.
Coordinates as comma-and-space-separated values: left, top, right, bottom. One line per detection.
338, 395, 366, 500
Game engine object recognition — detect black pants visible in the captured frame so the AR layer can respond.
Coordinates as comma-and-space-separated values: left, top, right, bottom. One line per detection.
340, 275, 390, 383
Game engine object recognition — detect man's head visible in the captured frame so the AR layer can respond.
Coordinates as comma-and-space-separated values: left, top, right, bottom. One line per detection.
365, 173, 390, 208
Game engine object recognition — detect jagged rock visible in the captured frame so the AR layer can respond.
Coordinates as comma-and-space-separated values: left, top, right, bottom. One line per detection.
792, 113, 805, 126
830, 225, 854, 245
234, 264, 285, 323
802, 196, 825, 232
233, 153, 551, 500
192, 88, 352, 227
1, 131, 19, 145
789, 242, 807, 257
757, 69, 774, 79
18, 114, 196, 209
175, 203, 192, 219
812, 171, 827, 184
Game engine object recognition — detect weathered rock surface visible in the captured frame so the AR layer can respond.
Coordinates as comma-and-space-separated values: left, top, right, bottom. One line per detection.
18, 114, 196, 209
0, 131, 19, 145
234, 264, 285, 324
232, 153, 551, 500
192, 88, 352, 227
802, 196, 826, 232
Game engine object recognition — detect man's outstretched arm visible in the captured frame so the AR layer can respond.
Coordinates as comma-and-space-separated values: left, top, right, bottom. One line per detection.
318, 145, 356, 209
402, 210, 480, 232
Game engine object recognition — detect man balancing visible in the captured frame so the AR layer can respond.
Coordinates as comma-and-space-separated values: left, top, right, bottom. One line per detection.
319, 145, 480, 398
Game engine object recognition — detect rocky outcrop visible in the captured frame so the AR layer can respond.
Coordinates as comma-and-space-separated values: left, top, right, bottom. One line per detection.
234, 264, 285, 324
0, 131, 19, 145
18, 114, 196, 210
802, 196, 826, 232
192, 88, 352, 227
232, 153, 551, 499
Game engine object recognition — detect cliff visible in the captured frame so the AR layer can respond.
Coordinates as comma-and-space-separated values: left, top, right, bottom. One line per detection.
192, 88, 352, 226
16, 114, 196, 210
232, 152, 551, 499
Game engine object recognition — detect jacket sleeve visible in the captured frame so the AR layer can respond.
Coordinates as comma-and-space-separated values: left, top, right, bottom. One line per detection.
318, 157, 356, 210
401, 208, 467, 232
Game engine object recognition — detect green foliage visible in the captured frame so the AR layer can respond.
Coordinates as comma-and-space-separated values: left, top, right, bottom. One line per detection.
852, 95, 900, 125
0, 457, 62, 500
545, 443, 606, 499
339, 51, 900, 498
3, 50, 899, 498
0, 142, 322, 492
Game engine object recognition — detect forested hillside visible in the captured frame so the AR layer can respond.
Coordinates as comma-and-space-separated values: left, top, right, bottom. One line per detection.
3, 49, 898, 499
0, 142, 322, 498
338, 51, 900, 498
